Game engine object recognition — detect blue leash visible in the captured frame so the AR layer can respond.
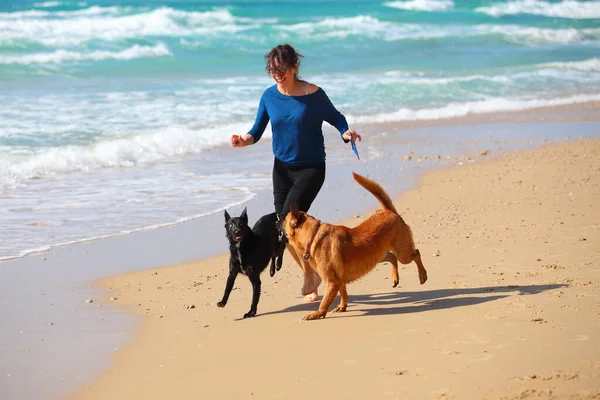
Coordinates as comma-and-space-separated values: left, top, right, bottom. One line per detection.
351, 137, 360, 160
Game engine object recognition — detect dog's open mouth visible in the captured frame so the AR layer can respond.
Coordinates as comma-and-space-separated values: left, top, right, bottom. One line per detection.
276, 225, 288, 244
235, 235, 243, 241
275, 220, 284, 242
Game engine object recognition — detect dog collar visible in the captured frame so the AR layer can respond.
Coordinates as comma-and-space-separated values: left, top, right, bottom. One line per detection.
303, 220, 321, 262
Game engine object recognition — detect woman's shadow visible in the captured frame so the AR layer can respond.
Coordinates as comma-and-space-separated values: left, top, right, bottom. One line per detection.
259, 283, 567, 318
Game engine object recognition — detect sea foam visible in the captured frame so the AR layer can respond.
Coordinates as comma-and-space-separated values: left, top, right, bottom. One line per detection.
0, 43, 170, 65
278, 16, 596, 45
0, 122, 254, 189
477, 0, 600, 19
0, 7, 256, 46
384, 0, 454, 12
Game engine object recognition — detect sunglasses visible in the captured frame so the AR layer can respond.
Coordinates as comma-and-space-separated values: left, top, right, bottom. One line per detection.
267, 64, 292, 77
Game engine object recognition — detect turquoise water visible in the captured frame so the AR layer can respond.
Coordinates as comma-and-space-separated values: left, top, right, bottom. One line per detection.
1, 0, 600, 260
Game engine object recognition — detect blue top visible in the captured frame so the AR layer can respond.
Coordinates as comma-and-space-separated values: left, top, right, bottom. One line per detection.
247, 85, 349, 167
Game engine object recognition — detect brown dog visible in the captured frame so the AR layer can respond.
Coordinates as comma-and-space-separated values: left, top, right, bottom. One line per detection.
279, 172, 427, 320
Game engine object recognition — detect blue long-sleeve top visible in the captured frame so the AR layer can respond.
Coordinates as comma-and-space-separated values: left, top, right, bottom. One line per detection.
247, 84, 349, 167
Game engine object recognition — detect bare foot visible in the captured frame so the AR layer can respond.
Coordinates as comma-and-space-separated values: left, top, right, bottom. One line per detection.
301, 271, 322, 296
303, 292, 319, 302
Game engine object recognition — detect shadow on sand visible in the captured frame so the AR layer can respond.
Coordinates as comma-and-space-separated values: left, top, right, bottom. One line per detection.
257, 283, 567, 319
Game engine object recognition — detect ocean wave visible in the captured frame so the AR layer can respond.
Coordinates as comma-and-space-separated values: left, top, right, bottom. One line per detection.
528, 68, 600, 82
0, 7, 263, 46
384, 0, 454, 12
544, 57, 600, 71
488, 24, 589, 45
349, 94, 600, 124
279, 16, 596, 45
0, 122, 252, 189
1, 5, 595, 48
32, 1, 88, 7
382, 71, 512, 85
33, 1, 63, 7
0, 5, 124, 19
0, 43, 171, 65
476, 0, 600, 19
279, 15, 387, 38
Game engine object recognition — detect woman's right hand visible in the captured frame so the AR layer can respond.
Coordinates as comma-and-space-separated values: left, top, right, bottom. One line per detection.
231, 134, 255, 148
231, 134, 244, 147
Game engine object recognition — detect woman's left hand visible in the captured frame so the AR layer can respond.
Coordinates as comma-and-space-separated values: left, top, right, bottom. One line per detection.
343, 128, 362, 143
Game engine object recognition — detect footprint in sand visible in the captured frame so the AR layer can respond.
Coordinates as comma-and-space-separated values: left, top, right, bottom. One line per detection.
444, 350, 461, 355
429, 387, 454, 399
571, 334, 589, 342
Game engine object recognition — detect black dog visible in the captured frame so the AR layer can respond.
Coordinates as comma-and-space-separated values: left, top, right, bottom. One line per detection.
217, 208, 285, 318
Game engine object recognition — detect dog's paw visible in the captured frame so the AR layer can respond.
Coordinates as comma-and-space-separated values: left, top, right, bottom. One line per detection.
392, 279, 399, 288
269, 267, 275, 277
419, 271, 428, 285
332, 306, 346, 313
302, 312, 325, 321
243, 310, 256, 319
217, 301, 226, 308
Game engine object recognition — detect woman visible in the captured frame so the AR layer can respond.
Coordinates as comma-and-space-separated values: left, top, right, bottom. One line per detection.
230, 43, 361, 301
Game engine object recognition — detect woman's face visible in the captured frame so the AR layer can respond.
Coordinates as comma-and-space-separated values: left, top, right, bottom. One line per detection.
269, 60, 296, 85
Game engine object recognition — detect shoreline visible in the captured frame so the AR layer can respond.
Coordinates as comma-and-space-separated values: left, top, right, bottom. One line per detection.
366, 100, 600, 130
72, 136, 600, 400
1, 103, 599, 400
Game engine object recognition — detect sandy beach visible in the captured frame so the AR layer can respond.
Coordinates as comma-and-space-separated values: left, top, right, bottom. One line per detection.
68, 134, 600, 399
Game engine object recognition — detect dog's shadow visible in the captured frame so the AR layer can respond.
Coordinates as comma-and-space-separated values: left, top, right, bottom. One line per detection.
259, 283, 567, 319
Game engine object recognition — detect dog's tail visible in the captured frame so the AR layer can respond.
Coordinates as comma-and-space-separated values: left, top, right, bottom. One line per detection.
352, 172, 397, 214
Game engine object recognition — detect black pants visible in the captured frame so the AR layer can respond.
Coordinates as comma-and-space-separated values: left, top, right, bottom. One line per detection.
273, 158, 326, 218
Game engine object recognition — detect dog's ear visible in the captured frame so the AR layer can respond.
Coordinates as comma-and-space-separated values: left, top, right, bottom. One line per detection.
240, 207, 248, 224
289, 203, 300, 217
289, 204, 300, 228
224, 210, 231, 222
